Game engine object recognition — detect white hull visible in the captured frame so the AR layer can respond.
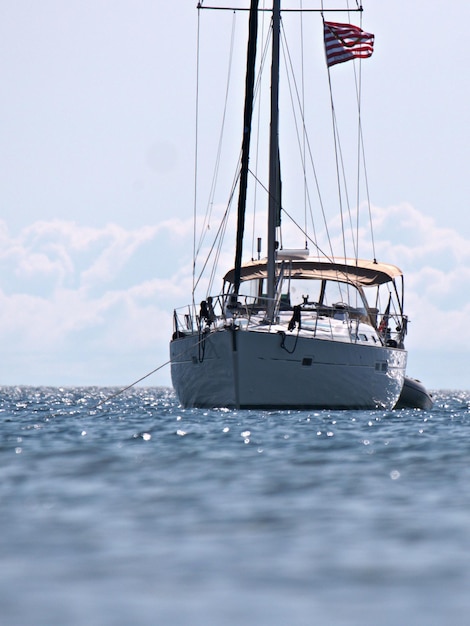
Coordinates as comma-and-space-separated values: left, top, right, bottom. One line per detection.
170, 327, 407, 410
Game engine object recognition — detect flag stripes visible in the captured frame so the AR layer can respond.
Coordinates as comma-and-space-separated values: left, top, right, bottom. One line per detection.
324, 21, 374, 67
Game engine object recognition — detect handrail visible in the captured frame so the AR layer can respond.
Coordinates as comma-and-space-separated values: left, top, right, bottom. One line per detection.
172, 293, 407, 349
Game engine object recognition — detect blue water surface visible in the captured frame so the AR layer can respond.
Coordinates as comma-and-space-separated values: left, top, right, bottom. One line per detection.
1, 386, 469, 626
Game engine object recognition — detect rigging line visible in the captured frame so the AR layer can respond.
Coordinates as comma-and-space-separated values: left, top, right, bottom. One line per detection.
247, 167, 331, 260
195, 11, 237, 262
346, 0, 375, 262
195, 154, 247, 294
233, 0, 259, 299
326, 63, 354, 262
91, 359, 172, 410
192, 157, 238, 295
324, 16, 357, 260
346, 0, 363, 262
333, 105, 358, 260
247, 167, 375, 295
203, 23, 270, 292
91, 320, 221, 411
198, 10, 269, 295
205, 145, 251, 294
207, 189, 233, 292
355, 58, 363, 261
283, 205, 334, 260
321, 33, 358, 299
193, 173, 238, 293
360, 125, 376, 259
282, 203, 371, 301
321, 7, 350, 261
199, 5, 363, 13
203, 145, 244, 295
345, 0, 361, 261
291, 8, 334, 258
195, 32, 254, 296
330, 106, 358, 305
357, 13, 376, 262
299, 0, 308, 246
279, 22, 321, 252
193, 6, 202, 307
301, 120, 335, 258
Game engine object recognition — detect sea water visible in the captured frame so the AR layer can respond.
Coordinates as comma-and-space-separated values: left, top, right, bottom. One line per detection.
1, 386, 469, 626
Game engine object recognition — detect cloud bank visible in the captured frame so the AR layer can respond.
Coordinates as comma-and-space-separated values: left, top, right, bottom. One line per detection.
0, 203, 468, 389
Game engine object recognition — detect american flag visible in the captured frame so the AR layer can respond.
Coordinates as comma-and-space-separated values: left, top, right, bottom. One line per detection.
323, 21, 374, 67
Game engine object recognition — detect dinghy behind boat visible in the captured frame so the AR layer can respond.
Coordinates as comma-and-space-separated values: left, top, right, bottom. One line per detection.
395, 377, 433, 410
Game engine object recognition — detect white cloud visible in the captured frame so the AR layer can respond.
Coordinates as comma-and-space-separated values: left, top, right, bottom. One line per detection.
79, 224, 158, 287
370, 203, 470, 267
0, 219, 195, 386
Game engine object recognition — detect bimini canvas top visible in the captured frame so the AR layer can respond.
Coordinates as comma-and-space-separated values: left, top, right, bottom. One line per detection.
223, 257, 403, 288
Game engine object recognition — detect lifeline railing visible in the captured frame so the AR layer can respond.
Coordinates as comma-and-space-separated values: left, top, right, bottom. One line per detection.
172, 294, 408, 348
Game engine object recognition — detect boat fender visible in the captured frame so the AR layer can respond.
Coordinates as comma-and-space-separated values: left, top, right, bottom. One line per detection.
288, 305, 301, 332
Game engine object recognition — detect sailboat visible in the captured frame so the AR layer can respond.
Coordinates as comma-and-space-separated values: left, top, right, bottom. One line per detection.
170, 1, 430, 410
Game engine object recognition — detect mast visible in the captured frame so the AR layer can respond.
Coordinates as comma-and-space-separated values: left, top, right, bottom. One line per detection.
232, 0, 259, 298
267, 0, 281, 319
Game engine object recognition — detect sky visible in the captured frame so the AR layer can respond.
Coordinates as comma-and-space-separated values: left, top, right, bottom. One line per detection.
0, 0, 469, 391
